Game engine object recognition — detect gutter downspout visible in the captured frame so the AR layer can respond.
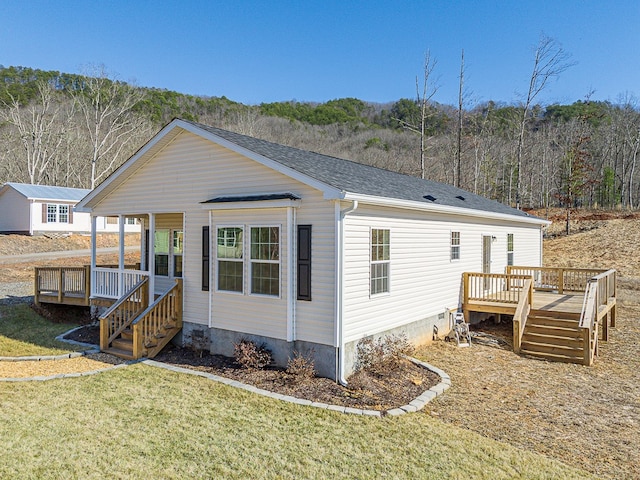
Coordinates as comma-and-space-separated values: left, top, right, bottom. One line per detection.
335, 199, 358, 385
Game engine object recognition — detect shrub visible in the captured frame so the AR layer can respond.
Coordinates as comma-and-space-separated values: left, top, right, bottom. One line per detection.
233, 339, 272, 369
286, 350, 316, 382
355, 333, 415, 374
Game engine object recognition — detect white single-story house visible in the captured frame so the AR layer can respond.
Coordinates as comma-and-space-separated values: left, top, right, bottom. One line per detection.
76, 119, 549, 381
0, 182, 140, 235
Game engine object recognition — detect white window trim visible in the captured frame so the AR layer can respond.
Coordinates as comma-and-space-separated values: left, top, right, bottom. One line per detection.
46, 203, 70, 224
507, 233, 514, 266
249, 224, 282, 299
450, 230, 461, 262
370, 227, 391, 297
215, 225, 245, 295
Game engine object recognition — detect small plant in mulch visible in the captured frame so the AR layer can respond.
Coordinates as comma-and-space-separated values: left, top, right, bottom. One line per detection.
233, 339, 272, 369
285, 350, 316, 383
355, 333, 415, 375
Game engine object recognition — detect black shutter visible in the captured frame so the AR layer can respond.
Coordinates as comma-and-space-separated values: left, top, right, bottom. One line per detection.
202, 226, 210, 291
297, 225, 311, 301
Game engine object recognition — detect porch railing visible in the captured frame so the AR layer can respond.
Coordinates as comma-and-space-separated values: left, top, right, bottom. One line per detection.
34, 266, 91, 306
100, 278, 149, 351
92, 267, 149, 299
512, 278, 533, 353
506, 266, 608, 294
132, 279, 183, 359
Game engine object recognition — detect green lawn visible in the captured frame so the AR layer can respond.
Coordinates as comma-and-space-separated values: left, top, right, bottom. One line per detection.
0, 304, 82, 356
0, 364, 594, 479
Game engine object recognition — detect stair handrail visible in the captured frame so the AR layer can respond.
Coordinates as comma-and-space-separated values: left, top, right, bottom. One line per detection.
578, 269, 616, 365
131, 279, 183, 359
512, 278, 533, 353
99, 277, 149, 351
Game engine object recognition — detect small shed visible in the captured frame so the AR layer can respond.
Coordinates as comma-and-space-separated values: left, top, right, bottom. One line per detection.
0, 182, 139, 235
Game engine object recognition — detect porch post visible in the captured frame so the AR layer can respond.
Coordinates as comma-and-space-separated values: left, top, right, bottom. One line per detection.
118, 214, 125, 297
90, 215, 97, 297
148, 213, 155, 306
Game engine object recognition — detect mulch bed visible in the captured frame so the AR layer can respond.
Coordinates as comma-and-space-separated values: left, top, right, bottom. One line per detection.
64, 325, 440, 411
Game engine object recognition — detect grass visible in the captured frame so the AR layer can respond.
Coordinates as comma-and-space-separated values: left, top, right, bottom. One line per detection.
0, 364, 594, 479
0, 304, 82, 356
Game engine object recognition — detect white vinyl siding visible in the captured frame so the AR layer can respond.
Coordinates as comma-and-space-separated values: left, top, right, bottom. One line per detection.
89, 131, 336, 346
342, 204, 542, 343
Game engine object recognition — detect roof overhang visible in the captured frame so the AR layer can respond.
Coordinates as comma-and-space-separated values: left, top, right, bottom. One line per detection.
76, 119, 342, 212
342, 192, 551, 226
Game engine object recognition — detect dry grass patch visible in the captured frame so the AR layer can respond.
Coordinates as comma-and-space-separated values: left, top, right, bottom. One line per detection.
0, 364, 593, 479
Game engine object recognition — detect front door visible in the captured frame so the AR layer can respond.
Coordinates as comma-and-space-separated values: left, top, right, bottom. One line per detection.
482, 235, 492, 290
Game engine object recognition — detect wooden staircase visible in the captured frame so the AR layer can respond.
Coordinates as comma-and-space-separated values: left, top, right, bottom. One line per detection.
100, 278, 183, 360
519, 313, 589, 364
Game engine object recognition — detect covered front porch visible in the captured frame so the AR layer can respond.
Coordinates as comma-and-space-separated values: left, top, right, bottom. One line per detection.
89, 212, 184, 360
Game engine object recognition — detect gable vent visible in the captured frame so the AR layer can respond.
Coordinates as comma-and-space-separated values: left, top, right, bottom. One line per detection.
456, 195, 466, 201
423, 195, 436, 202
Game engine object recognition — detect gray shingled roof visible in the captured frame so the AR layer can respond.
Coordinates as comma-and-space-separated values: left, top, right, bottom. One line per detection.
188, 120, 536, 220
3, 182, 90, 202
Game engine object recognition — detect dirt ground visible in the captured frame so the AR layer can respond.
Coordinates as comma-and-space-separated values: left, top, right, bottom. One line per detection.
1, 211, 639, 478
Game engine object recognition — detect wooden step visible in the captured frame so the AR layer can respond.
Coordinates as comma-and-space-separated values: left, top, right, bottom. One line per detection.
111, 337, 133, 352
520, 348, 588, 364
527, 315, 580, 329
520, 340, 583, 357
103, 347, 136, 360
522, 332, 583, 348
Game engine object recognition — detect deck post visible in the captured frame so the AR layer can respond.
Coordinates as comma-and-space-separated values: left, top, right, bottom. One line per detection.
90, 215, 97, 298
83, 265, 91, 305
558, 268, 564, 294
57, 268, 64, 303
582, 328, 592, 366
34, 268, 40, 306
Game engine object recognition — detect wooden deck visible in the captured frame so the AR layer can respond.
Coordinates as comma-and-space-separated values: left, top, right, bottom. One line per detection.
462, 267, 617, 365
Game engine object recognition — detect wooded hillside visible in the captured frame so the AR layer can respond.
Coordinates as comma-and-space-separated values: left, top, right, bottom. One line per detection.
1, 65, 639, 209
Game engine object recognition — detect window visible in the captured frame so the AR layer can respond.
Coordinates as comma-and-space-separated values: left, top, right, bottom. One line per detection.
173, 230, 183, 277
45, 204, 70, 223
507, 233, 514, 266
451, 231, 461, 260
371, 228, 390, 295
154, 229, 170, 276
126, 217, 138, 225
250, 226, 280, 296
217, 227, 244, 292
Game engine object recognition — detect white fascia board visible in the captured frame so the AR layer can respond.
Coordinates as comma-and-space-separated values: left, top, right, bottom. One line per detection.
175, 120, 343, 199
342, 192, 551, 226
202, 199, 301, 210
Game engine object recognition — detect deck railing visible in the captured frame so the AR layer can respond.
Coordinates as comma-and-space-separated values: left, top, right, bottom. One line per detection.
34, 266, 91, 306
132, 279, 183, 359
100, 278, 149, 351
92, 267, 149, 299
512, 278, 533, 353
506, 266, 608, 294
463, 272, 534, 304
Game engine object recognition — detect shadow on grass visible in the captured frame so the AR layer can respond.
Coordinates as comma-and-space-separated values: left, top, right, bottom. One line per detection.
0, 303, 88, 356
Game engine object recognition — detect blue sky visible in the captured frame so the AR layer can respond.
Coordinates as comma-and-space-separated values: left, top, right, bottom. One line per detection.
2, 1, 638, 106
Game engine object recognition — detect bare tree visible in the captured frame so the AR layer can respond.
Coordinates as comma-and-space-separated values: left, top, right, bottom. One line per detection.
456, 49, 465, 188
72, 65, 152, 189
0, 80, 72, 184
514, 35, 573, 208
394, 51, 439, 179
